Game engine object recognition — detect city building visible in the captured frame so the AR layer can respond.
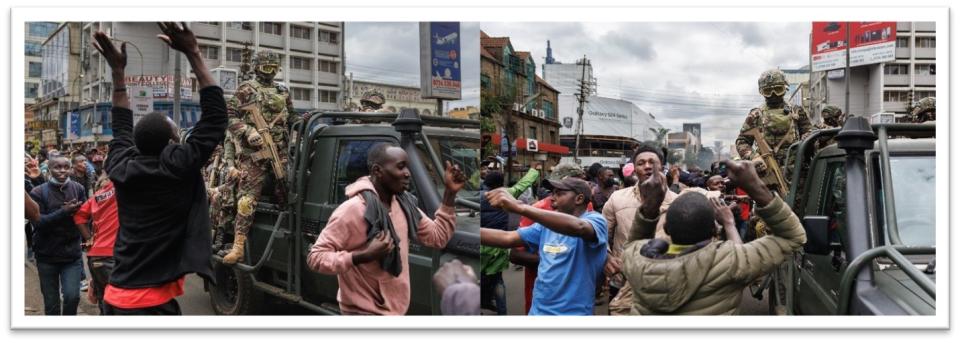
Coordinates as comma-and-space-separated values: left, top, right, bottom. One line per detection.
345, 79, 438, 115
809, 21, 935, 122
542, 43, 663, 169
448, 106, 479, 120
24, 21, 60, 146
481, 31, 566, 179
32, 22, 83, 148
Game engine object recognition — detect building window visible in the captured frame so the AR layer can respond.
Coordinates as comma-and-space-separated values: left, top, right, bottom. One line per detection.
481, 74, 491, 90
198, 21, 220, 26
895, 37, 909, 48
290, 25, 312, 39
319, 30, 339, 44
915, 64, 935, 75
916, 37, 935, 48
28, 22, 58, 38
25, 82, 39, 98
883, 64, 908, 75
528, 126, 537, 140
290, 56, 311, 70
914, 91, 935, 99
320, 90, 338, 103
260, 22, 282, 35
291, 87, 312, 101
226, 22, 253, 31
884, 91, 909, 102
28, 62, 41, 78
25, 42, 42, 56
226, 47, 243, 62
319, 60, 339, 73
549, 130, 556, 143
543, 99, 554, 118
199, 45, 219, 60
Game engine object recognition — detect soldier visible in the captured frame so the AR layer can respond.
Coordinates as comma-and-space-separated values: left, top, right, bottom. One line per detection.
221, 50, 299, 264
817, 105, 845, 130
359, 90, 387, 112
206, 132, 240, 254
735, 69, 813, 193
909, 97, 936, 123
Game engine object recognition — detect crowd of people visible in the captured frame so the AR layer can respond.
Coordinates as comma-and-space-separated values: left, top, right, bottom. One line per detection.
478, 146, 807, 315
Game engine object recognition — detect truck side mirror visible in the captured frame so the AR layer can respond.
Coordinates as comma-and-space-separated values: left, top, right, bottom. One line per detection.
802, 215, 831, 255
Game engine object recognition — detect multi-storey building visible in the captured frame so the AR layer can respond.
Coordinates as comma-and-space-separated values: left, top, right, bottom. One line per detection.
481, 31, 566, 179
24, 22, 60, 146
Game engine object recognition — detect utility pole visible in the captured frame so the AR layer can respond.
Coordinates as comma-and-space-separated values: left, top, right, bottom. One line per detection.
844, 22, 851, 116
174, 49, 182, 127
573, 55, 589, 165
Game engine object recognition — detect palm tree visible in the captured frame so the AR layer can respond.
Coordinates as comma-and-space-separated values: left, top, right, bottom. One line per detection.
649, 128, 670, 148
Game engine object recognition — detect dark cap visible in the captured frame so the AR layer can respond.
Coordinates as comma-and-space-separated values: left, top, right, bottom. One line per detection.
544, 177, 592, 199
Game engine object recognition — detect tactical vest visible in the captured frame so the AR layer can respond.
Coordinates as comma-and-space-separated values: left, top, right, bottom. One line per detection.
239, 80, 290, 150
759, 105, 798, 154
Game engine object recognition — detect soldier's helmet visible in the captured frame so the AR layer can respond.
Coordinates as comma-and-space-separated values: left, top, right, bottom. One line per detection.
911, 97, 936, 122
758, 69, 788, 97
821, 105, 844, 126
360, 91, 386, 107
252, 51, 281, 76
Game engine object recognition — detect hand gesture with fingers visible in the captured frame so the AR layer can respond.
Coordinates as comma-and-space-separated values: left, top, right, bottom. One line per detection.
638, 171, 666, 219
156, 22, 199, 55
91, 31, 126, 72
711, 197, 736, 227
443, 160, 467, 193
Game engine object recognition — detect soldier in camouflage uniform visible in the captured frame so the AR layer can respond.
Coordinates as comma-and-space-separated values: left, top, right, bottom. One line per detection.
222, 51, 299, 264
909, 97, 936, 123
736, 69, 813, 193
811, 105, 846, 150
359, 90, 387, 112
206, 132, 240, 254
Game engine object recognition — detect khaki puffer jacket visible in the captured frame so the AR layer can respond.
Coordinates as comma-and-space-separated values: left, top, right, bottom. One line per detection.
621, 195, 806, 315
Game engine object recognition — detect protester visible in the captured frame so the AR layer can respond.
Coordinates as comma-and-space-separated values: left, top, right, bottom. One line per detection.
481, 177, 607, 315
602, 144, 678, 315
433, 259, 480, 315
514, 163, 592, 313
307, 143, 466, 315
25, 154, 45, 261
28, 156, 87, 315
591, 166, 620, 211
96, 23, 227, 315
73, 175, 120, 314
621, 160, 806, 315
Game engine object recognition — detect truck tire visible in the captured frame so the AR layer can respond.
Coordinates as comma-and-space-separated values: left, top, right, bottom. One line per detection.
210, 262, 263, 315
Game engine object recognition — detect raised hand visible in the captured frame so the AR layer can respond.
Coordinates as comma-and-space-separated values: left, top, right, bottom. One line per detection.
711, 197, 736, 227
156, 22, 199, 55
485, 188, 523, 214
638, 170, 666, 219
443, 160, 467, 193
91, 31, 126, 72
721, 160, 773, 207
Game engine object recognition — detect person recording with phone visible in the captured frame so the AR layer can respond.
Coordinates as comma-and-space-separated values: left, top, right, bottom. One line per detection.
28, 156, 88, 315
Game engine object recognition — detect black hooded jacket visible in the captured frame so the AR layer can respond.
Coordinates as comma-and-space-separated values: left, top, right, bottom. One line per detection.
105, 86, 227, 288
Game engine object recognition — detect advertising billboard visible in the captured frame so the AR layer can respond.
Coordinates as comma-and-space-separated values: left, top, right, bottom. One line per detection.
129, 86, 154, 126
419, 22, 462, 100
812, 22, 896, 72
849, 22, 897, 67
124, 75, 192, 100
558, 95, 660, 142
811, 22, 848, 72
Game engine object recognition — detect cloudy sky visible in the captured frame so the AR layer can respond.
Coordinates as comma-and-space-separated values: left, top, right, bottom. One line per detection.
479, 22, 811, 152
344, 22, 480, 110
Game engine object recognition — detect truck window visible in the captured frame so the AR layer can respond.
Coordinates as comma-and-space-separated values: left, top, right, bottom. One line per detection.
414, 135, 480, 199
332, 139, 391, 204
819, 161, 846, 246
878, 155, 935, 246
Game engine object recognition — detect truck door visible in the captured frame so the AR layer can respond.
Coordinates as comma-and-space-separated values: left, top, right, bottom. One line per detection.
796, 158, 848, 314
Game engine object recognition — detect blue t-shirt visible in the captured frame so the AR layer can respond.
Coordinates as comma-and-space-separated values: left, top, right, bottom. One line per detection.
517, 211, 608, 315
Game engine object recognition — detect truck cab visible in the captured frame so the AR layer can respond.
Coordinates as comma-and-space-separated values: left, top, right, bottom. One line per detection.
207, 109, 481, 315
774, 119, 935, 315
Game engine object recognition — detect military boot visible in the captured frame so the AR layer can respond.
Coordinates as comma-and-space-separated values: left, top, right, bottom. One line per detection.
211, 228, 225, 252
222, 233, 246, 265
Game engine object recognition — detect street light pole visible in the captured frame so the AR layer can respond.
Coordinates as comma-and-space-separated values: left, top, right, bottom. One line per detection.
844, 22, 851, 116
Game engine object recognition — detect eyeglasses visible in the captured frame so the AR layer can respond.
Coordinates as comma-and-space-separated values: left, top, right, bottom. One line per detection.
760, 85, 786, 97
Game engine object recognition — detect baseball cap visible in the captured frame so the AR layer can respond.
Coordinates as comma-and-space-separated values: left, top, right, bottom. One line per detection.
548, 163, 585, 182
544, 177, 593, 199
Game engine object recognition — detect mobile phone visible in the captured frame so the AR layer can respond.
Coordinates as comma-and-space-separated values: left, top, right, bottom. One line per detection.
718, 163, 727, 175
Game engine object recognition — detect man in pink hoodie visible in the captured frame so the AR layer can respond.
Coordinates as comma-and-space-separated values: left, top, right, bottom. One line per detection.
307, 143, 467, 315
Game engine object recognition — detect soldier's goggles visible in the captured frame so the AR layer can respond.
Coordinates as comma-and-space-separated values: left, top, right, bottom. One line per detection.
257, 64, 279, 74
760, 85, 787, 97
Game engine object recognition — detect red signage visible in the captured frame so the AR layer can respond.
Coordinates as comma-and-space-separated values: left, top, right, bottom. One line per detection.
811, 22, 848, 72
811, 22, 896, 72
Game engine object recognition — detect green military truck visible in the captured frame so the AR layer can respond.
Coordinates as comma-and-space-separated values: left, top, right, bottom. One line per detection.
767, 118, 935, 315
205, 109, 481, 315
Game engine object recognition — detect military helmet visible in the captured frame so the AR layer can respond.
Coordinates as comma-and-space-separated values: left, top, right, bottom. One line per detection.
758, 69, 788, 97
821, 105, 842, 120
252, 51, 281, 66
360, 91, 386, 106
911, 97, 935, 118
549, 163, 585, 182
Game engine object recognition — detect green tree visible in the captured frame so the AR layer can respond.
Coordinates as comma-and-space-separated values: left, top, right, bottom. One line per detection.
649, 128, 670, 148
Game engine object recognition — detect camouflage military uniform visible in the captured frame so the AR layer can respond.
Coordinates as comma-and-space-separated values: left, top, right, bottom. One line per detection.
222, 51, 298, 264
736, 69, 813, 192
812, 105, 845, 150
909, 97, 936, 123
207, 132, 239, 254
358, 90, 388, 113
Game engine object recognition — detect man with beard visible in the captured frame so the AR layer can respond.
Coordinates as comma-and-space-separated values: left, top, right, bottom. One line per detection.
29, 156, 87, 315
307, 143, 466, 315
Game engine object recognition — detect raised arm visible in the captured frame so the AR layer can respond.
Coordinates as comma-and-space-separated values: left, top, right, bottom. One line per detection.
157, 22, 214, 89
480, 228, 524, 248
92, 31, 134, 165
486, 188, 597, 242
